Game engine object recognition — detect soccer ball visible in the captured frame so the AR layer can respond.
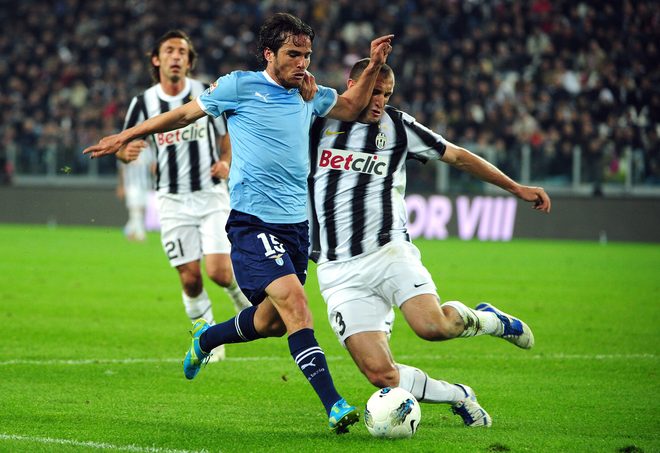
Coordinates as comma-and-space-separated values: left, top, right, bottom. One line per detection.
364, 387, 421, 439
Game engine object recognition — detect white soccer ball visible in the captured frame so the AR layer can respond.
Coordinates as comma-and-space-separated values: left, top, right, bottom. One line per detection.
364, 387, 421, 439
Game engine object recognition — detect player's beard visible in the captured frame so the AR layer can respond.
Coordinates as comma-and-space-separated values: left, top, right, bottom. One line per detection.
170, 74, 182, 83
273, 65, 301, 89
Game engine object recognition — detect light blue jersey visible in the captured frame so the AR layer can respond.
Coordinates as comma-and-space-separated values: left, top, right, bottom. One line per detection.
197, 70, 338, 223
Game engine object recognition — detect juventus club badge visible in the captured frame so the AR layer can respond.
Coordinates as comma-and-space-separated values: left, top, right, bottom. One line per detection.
375, 131, 387, 149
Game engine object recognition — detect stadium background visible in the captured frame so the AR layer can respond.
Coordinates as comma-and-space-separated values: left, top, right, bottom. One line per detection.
1, 2, 659, 452
0, 0, 659, 241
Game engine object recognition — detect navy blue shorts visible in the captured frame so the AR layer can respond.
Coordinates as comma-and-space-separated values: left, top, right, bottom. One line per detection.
226, 210, 309, 305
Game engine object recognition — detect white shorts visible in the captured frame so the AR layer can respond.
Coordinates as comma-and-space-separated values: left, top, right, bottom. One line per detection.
156, 185, 231, 267
317, 241, 437, 346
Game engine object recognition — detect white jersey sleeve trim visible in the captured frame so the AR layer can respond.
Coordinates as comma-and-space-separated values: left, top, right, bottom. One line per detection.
196, 96, 216, 118
317, 89, 338, 118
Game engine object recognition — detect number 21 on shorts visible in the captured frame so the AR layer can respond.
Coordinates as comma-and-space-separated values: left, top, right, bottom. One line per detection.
165, 238, 184, 260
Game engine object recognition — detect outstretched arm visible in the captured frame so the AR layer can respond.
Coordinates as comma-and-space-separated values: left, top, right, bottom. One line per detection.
441, 142, 551, 213
83, 100, 205, 159
327, 34, 394, 121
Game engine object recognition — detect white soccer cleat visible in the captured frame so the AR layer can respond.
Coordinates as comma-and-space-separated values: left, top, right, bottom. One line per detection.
207, 344, 226, 363
476, 303, 535, 349
451, 384, 492, 427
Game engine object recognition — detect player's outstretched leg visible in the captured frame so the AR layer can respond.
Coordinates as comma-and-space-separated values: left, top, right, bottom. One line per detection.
288, 328, 360, 433
451, 384, 492, 427
183, 318, 211, 379
475, 303, 535, 349
328, 398, 360, 434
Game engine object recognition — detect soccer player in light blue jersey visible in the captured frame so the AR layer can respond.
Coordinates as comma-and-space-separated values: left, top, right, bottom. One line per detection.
84, 13, 393, 433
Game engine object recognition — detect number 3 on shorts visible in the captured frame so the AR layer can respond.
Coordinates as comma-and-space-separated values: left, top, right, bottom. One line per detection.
334, 311, 346, 336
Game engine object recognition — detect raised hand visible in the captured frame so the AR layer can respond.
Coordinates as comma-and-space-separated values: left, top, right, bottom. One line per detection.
369, 34, 394, 66
300, 70, 318, 102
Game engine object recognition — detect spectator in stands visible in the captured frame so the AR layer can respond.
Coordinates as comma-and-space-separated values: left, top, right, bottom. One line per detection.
1, 0, 658, 191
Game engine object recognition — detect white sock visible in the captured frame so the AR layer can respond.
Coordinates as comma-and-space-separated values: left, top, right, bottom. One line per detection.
223, 278, 251, 313
182, 289, 215, 324
127, 207, 145, 240
396, 364, 464, 404
442, 300, 503, 337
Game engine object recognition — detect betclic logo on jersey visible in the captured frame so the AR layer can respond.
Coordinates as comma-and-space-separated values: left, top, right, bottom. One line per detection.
318, 148, 390, 177
156, 122, 206, 146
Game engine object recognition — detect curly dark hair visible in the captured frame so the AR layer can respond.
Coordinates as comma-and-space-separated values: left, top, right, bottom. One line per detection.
257, 13, 314, 67
149, 30, 197, 83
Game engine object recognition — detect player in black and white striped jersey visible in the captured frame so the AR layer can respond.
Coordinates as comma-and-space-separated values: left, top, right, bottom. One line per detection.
308, 58, 551, 426
117, 30, 250, 361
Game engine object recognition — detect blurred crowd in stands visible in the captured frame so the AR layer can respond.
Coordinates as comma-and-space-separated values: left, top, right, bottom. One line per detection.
1, 0, 658, 193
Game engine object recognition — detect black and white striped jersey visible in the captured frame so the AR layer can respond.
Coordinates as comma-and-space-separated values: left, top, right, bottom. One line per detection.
123, 78, 227, 194
308, 106, 447, 264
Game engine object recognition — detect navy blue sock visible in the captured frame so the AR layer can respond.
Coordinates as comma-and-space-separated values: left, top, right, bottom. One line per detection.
199, 306, 263, 352
288, 328, 341, 416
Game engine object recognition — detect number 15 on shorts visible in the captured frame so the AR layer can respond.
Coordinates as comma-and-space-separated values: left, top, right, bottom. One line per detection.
257, 233, 285, 258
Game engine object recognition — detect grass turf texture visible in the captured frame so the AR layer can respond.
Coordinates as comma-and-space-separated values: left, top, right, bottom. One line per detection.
0, 224, 658, 453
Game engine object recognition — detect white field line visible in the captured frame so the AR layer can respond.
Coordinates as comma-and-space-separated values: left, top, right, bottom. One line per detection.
0, 353, 655, 366
0, 433, 209, 453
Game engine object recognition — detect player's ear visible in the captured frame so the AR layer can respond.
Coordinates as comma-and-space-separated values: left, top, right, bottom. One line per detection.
347, 79, 356, 90
151, 55, 161, 68
264, 48, 274, 64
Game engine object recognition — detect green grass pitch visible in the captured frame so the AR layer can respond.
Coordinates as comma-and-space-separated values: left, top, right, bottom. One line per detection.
0, 224, 658, 452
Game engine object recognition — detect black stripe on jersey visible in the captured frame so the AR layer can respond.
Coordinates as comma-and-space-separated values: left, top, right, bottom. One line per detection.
349, 123, 380, 256
308, 116, 326, 263
322, 121, 355, 261
185, 85, 200, 191
125, 95, 145, 129
159, 99, 179, 194
189, 140, 201, 192
378, 108, 409, 246
405, 115, 447, 163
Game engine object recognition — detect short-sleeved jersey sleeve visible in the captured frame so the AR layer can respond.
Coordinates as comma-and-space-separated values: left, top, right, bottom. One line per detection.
196, 72, 239, 118
313, 85, 338, 117
402, 110, 448, 163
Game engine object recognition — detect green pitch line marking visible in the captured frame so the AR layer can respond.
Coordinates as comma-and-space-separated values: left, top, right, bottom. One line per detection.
0, 353, 654, 366
0, 433, 209, 453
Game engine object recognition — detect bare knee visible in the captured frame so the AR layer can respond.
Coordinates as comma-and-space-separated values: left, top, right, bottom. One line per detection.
414, 323, 457, 341
404, 299, 463, 341
272, 292, 313, 332
205, 255, 234, 287
253, 301, 288, 338
362, 362, 399, 389
178, 268, 203, 296
261, 317, 287, 337
207, 266, 233, 288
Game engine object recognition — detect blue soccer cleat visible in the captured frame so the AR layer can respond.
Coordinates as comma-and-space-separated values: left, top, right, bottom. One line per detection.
475, 303, 535, 349
451, 384, 492, 427
328, 398, 360, 434
183, 318, 211, 380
